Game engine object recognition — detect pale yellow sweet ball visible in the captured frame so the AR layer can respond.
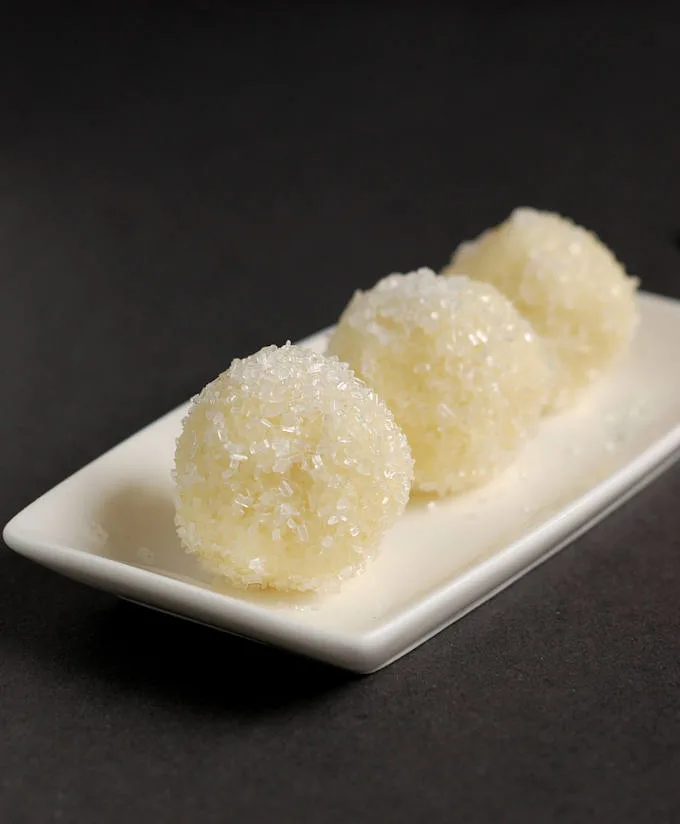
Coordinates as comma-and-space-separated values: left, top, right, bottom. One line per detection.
173, 343, 413, 592
443, 208, 639, 408
327, 269, 552, 496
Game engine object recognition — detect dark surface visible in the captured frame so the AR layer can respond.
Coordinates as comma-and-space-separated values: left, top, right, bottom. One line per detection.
2, 4, 680, 822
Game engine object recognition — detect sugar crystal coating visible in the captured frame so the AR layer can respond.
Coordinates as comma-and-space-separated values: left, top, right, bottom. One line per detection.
173, 343, 413, 592
443, 208, 639, 408
327, 269, 552, 496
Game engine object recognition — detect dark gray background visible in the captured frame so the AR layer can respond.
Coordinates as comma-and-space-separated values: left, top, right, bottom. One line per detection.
2, 3, 680, 822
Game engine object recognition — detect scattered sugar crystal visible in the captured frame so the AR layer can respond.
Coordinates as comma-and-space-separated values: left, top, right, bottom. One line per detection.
137, 546, 155, 564
89, 522, 109, 545
443, 208, 639, 409
327, 268, 552, 496
173, 343, 413, 592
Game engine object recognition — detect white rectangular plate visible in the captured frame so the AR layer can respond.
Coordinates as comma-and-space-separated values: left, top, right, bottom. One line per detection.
4, 291, 680, 673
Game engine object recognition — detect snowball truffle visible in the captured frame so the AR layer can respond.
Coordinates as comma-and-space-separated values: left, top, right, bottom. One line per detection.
327, 269, 552, 496
443, 208, 639, 408
173, 343, 413, 592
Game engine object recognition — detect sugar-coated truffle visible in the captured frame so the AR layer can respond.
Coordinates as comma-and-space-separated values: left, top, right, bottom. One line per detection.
443, 208, 639, 408
327, 269, 552, 496
173, 343, 413, 592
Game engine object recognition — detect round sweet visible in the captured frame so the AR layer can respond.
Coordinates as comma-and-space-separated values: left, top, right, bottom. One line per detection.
443, 207, 639, 408
327, 268, 552, 496
173, 343, 413, 592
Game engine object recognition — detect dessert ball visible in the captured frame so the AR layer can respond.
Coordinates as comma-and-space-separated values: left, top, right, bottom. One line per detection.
327, 268, 552, 496
443, 207, 639, 407
173, 343, 413, 592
